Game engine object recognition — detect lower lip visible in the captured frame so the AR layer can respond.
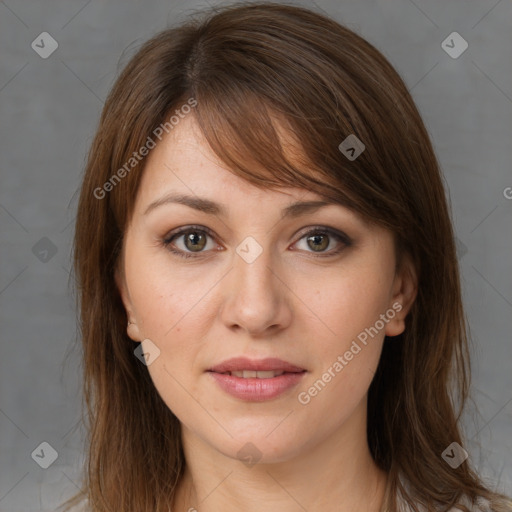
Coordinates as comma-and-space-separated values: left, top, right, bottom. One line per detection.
207, 371, 306, 401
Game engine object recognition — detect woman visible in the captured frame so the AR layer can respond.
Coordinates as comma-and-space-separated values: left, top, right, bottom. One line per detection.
64, 2, 512, 511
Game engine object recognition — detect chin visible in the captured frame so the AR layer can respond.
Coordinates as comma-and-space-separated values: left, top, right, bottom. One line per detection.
209, 429, 308, 466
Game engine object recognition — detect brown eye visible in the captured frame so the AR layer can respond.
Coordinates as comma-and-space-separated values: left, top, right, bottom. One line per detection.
306, 233, 330, 252
183, 231, 207, 252
294, 227, 352, 258
162, 226, 217, 259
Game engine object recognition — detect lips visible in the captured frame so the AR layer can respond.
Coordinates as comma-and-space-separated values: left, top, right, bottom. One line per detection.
207, 357, 307, 400
207, 357, 306, 374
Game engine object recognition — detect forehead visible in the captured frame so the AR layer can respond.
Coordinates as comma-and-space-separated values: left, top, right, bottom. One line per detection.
136, 114, 331, 211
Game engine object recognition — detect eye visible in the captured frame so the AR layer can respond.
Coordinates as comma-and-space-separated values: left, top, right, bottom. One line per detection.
292, 227, 352, 257
162, 225, 219, 259
162, 225, 352, 259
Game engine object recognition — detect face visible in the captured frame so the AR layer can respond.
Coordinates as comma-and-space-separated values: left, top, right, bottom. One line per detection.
116, 114, 416, 465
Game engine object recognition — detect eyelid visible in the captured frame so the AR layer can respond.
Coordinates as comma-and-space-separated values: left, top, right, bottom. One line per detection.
162, 224, 352, 259
293, 225, 352, 247
162, 225, 220, 259
163, 224, 218, 246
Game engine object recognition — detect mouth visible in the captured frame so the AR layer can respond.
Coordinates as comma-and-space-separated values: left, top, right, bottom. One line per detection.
206, 357, 307, 401
210, 370, 303, 379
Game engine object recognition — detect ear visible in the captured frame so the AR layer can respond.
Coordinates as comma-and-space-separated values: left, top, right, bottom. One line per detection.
115, 265, 143, 342
385, 253, 418, 337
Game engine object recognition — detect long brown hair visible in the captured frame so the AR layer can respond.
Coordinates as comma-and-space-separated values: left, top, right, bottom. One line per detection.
66, 2, 512, 511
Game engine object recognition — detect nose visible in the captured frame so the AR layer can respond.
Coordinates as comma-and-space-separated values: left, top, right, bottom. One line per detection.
219, 242, 293, 337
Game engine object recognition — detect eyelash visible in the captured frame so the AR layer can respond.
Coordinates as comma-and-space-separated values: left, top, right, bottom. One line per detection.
162, 225, 352, 260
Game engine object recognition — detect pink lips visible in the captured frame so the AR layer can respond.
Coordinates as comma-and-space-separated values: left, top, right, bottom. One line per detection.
207, 357, 307, 401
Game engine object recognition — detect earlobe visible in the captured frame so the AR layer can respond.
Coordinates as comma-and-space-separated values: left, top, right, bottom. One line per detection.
127, 319, 143, 342
385, 255, 418, 337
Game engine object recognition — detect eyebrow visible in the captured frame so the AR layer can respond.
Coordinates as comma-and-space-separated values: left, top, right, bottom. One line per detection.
143, 192, 338, 220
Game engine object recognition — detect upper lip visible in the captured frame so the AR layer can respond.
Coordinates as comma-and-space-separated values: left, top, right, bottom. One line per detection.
208, 357, 306, 373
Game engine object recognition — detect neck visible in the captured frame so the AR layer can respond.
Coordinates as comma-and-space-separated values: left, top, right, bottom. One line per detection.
171, 402, 388, 512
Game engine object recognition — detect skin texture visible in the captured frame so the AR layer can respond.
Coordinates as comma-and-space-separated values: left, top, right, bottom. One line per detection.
115, 115, 417, 512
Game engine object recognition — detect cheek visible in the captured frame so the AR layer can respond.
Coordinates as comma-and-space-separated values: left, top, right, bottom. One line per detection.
296, 264, 393, 350
122, 248, 207, 405
124, 243, 213, 337
130, 274, 208, 420
296, 339, 383, 441
292, 264, 391, 407
294, 273, 389, 422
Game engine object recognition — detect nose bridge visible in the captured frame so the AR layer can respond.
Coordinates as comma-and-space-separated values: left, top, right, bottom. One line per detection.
220, 236, 290, 334
236, 243, 275, 293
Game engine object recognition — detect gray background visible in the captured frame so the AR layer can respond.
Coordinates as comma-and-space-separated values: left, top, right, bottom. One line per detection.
0, 0, 511, 510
